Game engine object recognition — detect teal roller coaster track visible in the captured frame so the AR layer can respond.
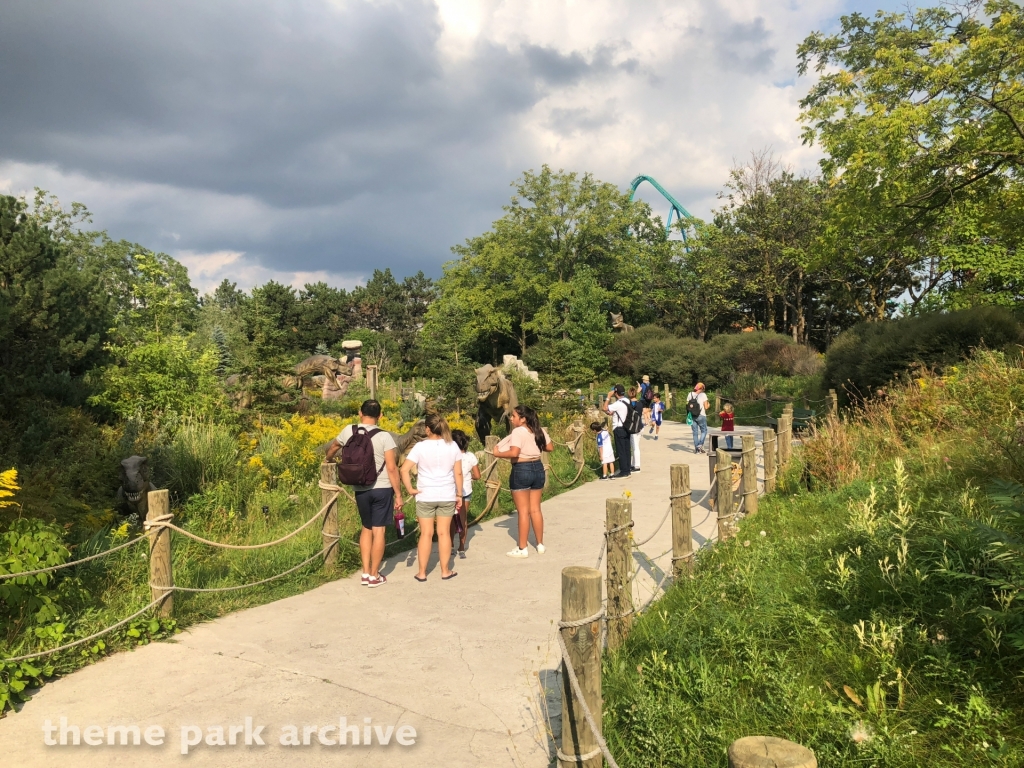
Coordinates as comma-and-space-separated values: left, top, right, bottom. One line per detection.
629, 174, 694, 235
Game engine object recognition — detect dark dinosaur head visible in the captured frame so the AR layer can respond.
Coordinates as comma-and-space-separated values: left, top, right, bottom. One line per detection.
120, 456, 151, 502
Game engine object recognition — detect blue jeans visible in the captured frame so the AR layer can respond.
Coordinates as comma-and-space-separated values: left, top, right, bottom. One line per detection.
691, 414, 707, 449
725, 434, 734, 450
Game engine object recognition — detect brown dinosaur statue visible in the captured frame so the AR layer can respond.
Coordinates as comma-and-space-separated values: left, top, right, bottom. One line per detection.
610, 312, 634, 333
474, 364, 518, 442
284, 355, 354, 394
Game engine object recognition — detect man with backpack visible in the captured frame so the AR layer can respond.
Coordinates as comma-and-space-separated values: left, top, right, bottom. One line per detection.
686, 382, 709, 454
602, 384, 638, 478
325, 399, 401, 588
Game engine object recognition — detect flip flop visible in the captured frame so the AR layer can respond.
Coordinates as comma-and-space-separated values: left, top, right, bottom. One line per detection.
414, 575, 427, 583
441, 572, 458, 580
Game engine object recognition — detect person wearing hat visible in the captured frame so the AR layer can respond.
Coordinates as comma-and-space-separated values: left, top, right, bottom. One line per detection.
686, 382, 709, 453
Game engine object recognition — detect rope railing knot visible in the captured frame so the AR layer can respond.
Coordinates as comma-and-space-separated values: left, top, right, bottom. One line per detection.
143, 513, 174, 531
604, 521, 633, 537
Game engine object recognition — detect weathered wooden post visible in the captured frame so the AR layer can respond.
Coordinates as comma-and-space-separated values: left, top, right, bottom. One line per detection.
713, 392, 721, 419
741, 434, 758, 516
606, 497, 634, 650
367, 365, 378, 400
762, 428, 777, 494
663, 382, 671, 410
484, 435, 500, 512
670, 464, 693, 577
540, 449, 551, 490
320, 462, 340, 568
779, 414, 792, 466
146, 489, 174, 618
828, 388, 838, 417
715, 449, 734, 541
729, 736, 817, 768
559, 566, 603, 768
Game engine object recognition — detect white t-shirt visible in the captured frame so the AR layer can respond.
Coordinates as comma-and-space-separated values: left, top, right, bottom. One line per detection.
687, 391, 709, 416
336, 424, 397, 492
460, 451, 479, 496
405, 439, 463, 503
608, 398, 630, 428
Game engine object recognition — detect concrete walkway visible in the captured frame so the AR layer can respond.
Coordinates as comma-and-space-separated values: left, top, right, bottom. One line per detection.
0, 420, 763, 767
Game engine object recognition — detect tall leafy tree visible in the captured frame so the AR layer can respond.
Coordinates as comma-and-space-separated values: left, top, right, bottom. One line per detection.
798, 1, 1024, 312
433, 166, 668, 363
0, 195, 111, 395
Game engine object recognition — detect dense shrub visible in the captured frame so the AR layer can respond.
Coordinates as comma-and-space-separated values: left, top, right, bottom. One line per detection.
607, 326, 822, 390
824, 307, 1024, 402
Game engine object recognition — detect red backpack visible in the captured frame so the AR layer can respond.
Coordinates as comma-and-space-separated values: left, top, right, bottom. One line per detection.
337, 427, 385, 486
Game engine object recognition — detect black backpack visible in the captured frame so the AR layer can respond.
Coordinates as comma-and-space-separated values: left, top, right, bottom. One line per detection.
337, 426, 385, 486
624, 401, 645, 434
686, 394, 703, 418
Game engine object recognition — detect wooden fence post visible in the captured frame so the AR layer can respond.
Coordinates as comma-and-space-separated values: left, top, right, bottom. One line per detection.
741, 434, 758, 516
146, 489, 173, 618
714, 393, 721, 420
671, 464, 692, 577
779, 414, 792, 467
484, 435, 500, 512
716, 449, 734, 542
321, 462, 340, 569
829, 388, 838, 417
606, 497, 634, 651
663, 383, 671, 410
559, 566, 603, 768
762, 428, 777, 494
367, 365, 378, 400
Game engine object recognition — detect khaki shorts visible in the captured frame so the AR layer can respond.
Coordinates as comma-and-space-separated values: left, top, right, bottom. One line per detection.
415, 500, 456, 519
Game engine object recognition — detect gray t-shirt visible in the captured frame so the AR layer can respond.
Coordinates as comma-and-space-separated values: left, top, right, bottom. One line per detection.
336, 424, 398, 492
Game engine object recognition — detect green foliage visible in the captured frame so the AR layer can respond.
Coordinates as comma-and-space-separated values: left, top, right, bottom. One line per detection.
824, 307, 1024, 401
90, 335, 226, 421
798, 2, 1024, 315
162, 421, 240, 500
0, 194, 111, 396
431, 166, 669, 363
609, 327, 822, 391
605, 352, 1024, 765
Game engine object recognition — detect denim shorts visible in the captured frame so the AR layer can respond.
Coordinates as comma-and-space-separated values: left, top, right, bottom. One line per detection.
509, 460, 545, 491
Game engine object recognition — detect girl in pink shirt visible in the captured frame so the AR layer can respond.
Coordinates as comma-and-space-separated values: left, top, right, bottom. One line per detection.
493, 405, 552, 558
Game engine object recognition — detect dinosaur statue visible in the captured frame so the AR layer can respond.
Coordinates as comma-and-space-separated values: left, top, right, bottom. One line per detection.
610, 312, 634, 333
474, 363, 519, 442
116, 455, 151, 524
284, 355, 354, 399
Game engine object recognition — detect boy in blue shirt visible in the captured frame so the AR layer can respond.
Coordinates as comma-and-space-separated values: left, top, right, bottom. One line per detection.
649, 394, 665, 439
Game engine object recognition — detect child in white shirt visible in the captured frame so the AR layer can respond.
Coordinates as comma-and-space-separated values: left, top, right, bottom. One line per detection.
591, 422, 615, 479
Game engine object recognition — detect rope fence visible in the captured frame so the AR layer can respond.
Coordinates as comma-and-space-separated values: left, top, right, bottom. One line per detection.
3, 422, 594, 664
556, 421, 800, 768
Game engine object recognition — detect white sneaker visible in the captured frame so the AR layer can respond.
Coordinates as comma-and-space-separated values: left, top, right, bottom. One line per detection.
536, 543, 546, 554
507, 547, 529, 558
361, 573, 370, 586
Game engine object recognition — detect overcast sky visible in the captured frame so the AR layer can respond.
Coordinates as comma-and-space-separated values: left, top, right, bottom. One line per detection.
0, 0, 906, 294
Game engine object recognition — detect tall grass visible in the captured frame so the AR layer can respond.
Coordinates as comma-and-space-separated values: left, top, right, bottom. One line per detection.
604, 350, 1024, 767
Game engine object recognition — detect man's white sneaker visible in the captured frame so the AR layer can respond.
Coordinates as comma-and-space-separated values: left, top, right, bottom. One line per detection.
507, 547, 529, 558
536, 543, 546, 554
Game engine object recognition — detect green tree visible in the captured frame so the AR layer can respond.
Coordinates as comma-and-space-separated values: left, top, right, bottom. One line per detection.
653, 221, 738, 341
433, 166, 668, 366
798, 1, 1024, 312
0, 195, 111, 395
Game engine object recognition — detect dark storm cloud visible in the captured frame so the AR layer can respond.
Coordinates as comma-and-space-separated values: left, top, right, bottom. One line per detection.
0, 0, 581, 277
713, 17, 777, 74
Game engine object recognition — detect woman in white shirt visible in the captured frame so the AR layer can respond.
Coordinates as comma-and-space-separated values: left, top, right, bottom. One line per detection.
401, 413, 463, 581
493, 405, 553, 558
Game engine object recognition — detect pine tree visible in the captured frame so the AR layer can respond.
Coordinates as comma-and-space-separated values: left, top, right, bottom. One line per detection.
212, 325, 231, 375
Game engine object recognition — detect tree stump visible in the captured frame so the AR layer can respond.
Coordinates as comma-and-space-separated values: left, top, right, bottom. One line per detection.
728, 736, 816, 768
